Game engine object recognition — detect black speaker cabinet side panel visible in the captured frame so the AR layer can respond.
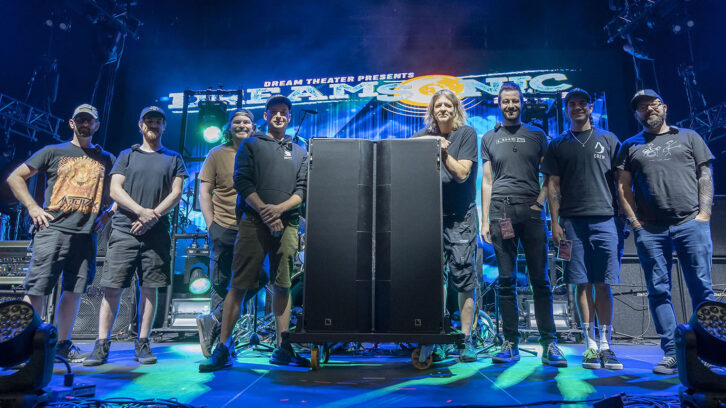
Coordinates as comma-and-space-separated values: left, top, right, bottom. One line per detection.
375, 139, 444, 333
303, 139, 373, 332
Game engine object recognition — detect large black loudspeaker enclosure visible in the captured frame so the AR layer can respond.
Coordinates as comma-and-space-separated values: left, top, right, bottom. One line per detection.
303, 139, 374, 332
375, 139, 444, 333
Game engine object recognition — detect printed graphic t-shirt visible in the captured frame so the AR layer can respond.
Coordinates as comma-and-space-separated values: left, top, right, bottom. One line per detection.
615, 127, 714, 225
25, 141, 115, 234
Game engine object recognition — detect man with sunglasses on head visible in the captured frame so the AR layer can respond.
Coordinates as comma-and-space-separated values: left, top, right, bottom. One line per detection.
6, 104, 115, 363
616, 89, 716, 375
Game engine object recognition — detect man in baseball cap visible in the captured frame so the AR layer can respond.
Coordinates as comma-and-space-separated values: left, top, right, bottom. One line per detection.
265, 94, 292, 111
72, 103, 99, 120
629, 89, 662, 112
138, 105, 166, 121
85, 103, 187, 367
6, 103, 115, 363
616, 89, 716, 375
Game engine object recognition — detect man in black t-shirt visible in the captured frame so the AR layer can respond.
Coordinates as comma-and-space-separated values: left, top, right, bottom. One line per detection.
542, 89, 623, 370
616, 89, 715, 375
6, 104, 115, 363
413, 89, 479, 362
84, 106, 187, 367
480, 82, 567, 367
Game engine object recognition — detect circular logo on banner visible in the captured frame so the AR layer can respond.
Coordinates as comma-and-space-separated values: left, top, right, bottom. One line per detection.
397, 75, 466, 107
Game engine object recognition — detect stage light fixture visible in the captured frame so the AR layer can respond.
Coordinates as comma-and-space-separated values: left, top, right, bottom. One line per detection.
188, 267, 211, 295
198, 100, 228, 144
182, 244, 211, 297
676, 300, 726, 408
0, 300, 57, 398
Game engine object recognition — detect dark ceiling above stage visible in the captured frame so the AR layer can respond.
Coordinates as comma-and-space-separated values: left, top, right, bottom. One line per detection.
2, 0, 725, 154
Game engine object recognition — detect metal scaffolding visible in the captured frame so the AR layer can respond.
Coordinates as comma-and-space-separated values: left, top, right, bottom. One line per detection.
0, 93, 65, 142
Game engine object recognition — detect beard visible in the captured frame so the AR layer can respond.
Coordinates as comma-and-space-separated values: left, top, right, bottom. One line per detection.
639, 112, 665, 130
503, 109, 520, 121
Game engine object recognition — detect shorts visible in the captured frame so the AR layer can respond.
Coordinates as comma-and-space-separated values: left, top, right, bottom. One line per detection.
24, 228, 97, 296
231, 215, 298, 290
561, 216, 623, 285
443, 207, 479, 292
100, 227, 171, 288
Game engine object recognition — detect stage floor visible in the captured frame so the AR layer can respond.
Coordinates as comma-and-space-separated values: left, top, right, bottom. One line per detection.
43, 340, 694, 407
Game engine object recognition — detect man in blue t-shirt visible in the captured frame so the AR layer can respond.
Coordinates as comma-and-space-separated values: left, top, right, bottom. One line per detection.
6, 104, 115, 363
542, 89, 623, 370
616, 89, 715, 375
84, 106, 187, 367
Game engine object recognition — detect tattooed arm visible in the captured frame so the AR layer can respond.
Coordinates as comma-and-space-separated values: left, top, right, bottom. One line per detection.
696, 163, 713, 221
547, 175, 564, 244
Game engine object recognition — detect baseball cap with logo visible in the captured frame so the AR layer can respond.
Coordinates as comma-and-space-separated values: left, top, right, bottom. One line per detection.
630, 89, 663, 112
72, 104, 99, 120
139, 106, 167, 121
265, 94, 292, 111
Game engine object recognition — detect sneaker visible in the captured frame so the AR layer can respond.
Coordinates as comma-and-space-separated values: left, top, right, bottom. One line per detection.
269, 343, 311, 367
56, 340, 86, 363
582, 348, 601, 369
196, 313, 220, 359
492, 340, 520, 364
459, 342, 478, 363
542, 343, 567, 367
432, 345, 447, 362
134, 338, 157, 365
199, 343, 233, 373
83, 339, 111, 366
653, 356, 677, 375
599, 349, 623, 370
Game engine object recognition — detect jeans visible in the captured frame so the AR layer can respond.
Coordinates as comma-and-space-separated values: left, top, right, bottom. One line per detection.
633, 218, 715, 355
489, 199, 557, 345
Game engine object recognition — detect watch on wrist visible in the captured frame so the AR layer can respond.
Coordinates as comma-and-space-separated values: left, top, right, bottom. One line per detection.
627, 216, 638, 225
534, 202, 544, 209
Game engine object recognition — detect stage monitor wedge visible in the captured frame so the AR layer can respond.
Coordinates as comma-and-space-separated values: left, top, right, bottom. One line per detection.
302, 138, 374, 332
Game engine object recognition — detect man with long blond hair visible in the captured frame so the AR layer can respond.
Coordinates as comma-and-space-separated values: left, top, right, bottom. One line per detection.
413, 89, 479, 362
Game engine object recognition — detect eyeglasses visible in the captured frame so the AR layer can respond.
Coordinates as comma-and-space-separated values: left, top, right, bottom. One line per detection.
637, 101, 663, 112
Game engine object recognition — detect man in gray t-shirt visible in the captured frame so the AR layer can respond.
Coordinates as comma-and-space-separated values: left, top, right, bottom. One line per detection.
616, 89, 715, 375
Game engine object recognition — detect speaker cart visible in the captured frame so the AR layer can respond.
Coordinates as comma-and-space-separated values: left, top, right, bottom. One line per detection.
284, 138, 464, 370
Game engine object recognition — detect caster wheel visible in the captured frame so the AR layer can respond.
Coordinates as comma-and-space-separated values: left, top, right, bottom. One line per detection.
411, 347, 433, 370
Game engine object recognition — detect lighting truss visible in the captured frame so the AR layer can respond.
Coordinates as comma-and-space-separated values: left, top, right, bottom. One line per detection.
603, 0, 683, 43
676, 102, 726, 142
0, 93, 65, 142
